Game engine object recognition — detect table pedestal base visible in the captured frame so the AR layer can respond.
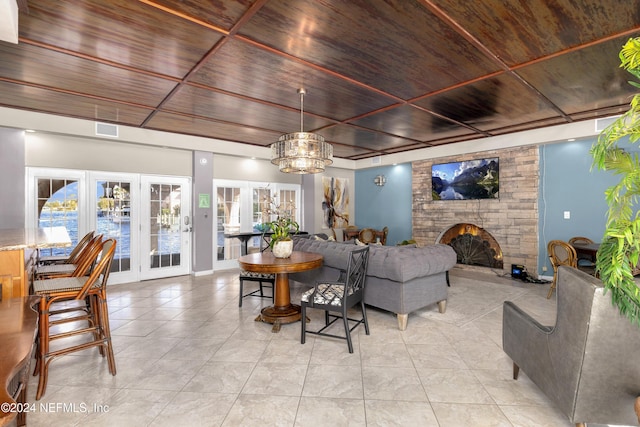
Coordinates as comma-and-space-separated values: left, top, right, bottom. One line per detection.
255, 304, 302, 333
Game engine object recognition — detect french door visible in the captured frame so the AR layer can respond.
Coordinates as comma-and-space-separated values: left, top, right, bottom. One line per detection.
28, 168, 191, 284
214, 179, 300, 270
90, 172, 139, 284
139, 176, 191, 280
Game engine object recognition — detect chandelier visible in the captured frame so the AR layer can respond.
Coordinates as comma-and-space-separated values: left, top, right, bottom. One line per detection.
271, 88, 333, 174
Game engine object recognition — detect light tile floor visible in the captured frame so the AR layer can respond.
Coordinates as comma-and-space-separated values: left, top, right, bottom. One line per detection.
12, 268, 615, 426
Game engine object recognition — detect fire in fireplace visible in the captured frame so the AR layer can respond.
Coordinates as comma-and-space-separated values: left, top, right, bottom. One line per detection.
438, 223, 503, 269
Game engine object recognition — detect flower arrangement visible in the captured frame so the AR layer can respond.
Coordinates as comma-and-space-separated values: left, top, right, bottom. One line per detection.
265, 216, 300, 249
260, 194, 299, 249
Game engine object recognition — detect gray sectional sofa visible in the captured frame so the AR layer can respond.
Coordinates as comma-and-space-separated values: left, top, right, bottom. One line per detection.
290, 237, 457, 330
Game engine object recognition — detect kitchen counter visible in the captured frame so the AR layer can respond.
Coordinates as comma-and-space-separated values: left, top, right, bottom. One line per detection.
0, 227, 71, 251
0, 227, 71, 299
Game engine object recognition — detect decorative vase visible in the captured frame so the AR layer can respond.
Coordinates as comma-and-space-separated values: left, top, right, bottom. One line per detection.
273, 240, 293, 258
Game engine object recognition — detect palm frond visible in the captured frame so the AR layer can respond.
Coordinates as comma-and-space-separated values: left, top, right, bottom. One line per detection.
591, 37, 640, 326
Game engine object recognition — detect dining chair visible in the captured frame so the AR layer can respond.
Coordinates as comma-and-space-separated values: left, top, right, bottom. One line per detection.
34, 234, 103, 280
32, 238, 117, 400
380, 226, 388, 245
358, 228, 377, 244
547, 240, 577, 299
38, 230, 94, 266
568, 236, 594, 246
342, 226, 360, 242
301, 246, 370, 353
568, 236, 597, 275
568, 236, 595, 260
238, 270, 274, 307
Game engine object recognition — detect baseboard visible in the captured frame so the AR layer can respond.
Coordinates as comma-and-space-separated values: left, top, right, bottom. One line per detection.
192, 269, 213, 277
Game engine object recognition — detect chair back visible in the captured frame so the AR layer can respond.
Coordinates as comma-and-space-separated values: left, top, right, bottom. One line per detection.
547, 240, 577, 269
75, 238, 116, 300
548, 267, 640, 424
358, 228, 376, 244
568, 236, 594, 245
345, 246, 370, 301
381, 226, 388, 245
97, 238, 116, 285
71, 234, 104, 277
66, 231, 95, 264
342, 226, 359, 242
504, 266, 640, 425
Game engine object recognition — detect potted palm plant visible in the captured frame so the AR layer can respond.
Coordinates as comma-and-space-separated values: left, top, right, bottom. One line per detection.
590, 36, 640, 326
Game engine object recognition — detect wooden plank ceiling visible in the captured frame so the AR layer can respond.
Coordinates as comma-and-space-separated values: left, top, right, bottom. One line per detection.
1, 0, 639, 160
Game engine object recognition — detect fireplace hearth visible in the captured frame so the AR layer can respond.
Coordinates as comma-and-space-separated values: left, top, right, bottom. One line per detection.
438, 223, 503, 269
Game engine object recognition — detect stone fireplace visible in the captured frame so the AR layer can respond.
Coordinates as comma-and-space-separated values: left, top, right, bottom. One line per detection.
412, 145, 539, 274
437, 223, 503, 269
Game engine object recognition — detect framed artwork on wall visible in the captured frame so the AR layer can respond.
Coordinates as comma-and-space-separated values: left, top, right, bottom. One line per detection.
322, 177, 349, 229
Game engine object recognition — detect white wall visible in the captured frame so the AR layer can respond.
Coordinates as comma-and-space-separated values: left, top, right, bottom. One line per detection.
0, 127, 25, 228
212, 154, 301, 184
25, 132, 192, 176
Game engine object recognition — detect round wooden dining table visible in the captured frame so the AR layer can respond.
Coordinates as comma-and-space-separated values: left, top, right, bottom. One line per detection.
238, 251, 323, 332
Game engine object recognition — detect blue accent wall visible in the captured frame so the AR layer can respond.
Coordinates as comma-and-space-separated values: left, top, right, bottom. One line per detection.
351, 138, 636, 276
538, 137, 636, 275
355, 164, 412, 245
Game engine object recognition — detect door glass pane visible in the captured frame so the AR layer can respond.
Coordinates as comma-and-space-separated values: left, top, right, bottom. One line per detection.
96, 180, 131, 273
253, 188, 272, 227
37, 178, 79, 257
279, 189, 297, 221
250, 187, 272, 253
149, 183, 182, 269
217, 187, 241, 260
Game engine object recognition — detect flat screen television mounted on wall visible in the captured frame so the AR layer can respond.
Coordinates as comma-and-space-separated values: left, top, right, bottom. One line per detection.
432, 158, 499, 200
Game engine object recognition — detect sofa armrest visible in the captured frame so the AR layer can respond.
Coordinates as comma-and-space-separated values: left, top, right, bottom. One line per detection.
503, 301, 551, 335
502, 301, 554, 380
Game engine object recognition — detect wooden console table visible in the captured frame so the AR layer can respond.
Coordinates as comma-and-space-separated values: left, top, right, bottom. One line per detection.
0, 296, 39, 427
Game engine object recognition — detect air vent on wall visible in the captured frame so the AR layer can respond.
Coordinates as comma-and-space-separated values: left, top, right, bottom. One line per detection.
595, 115, 621, 133
371, 156, 382, 165
95, 122, 119, 138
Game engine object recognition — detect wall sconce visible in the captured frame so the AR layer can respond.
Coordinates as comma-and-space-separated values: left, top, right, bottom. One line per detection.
374, 174, 386, 186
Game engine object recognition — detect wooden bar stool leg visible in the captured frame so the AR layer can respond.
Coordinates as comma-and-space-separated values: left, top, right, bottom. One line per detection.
98, 296, 117, 375
36, 298, 50, 400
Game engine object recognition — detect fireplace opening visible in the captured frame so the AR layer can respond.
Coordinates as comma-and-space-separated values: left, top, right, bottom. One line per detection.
438, 223, 503, 269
